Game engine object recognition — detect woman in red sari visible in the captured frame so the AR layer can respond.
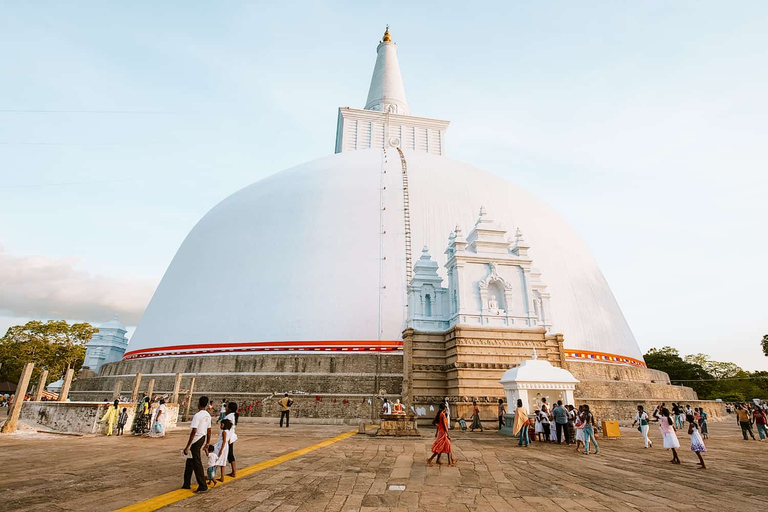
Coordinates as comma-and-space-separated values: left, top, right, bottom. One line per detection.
428, 403, 456, 466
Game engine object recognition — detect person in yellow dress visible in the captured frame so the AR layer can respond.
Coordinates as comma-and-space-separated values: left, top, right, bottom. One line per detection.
100, 399, 120, 436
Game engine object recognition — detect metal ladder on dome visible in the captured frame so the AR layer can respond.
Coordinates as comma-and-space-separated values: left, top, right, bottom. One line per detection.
396, 147, 413, 284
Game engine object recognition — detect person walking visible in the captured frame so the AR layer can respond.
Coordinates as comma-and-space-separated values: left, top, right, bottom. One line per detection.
673, 403, 685, 430
133, 395, 151, 435
566, 405, 576, 445
206, 446, 219, 488
444, 398, 451, 430
534, 409, 544, 441
150, 398, 168, 437
427, 403, 455, 466
100, 399, 120, 436
211, 418, 231, 483
512, 399, 530, 447
574, 405, 586, 452
698, 408, 709, 440
654, 405, 680, 464
553, 400, 569, 444
225, 402, 239, 477
687, 414, 707, 469
218, 399, 227, 422
278, 393, 293, 427
549, 409, 558, 443
497, 399, 506, 429
182, 396, 212, 493
539, 406, 551, 442
752, 406, 767, 441
470, 401, 483, 432
116, 407, 128, 436
581, 404, 599, 455
736, 405, 756, 440
671, 403, 679, 428
632, 405, 653, 448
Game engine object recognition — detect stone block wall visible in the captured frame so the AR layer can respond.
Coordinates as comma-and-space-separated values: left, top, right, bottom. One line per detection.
567, 360, 671, 384
575, 381, 698, 401
98, 352, 402, 377
19, 401, 179, 434
69, 353, 404, 423
405, 325, 562, 404
221, 395, 389, 422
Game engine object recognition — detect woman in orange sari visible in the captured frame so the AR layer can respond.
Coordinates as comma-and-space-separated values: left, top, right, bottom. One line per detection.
428, 403, 456, 466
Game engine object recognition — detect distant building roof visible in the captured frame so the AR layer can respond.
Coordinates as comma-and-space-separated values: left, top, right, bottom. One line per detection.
99, 314, 126, 331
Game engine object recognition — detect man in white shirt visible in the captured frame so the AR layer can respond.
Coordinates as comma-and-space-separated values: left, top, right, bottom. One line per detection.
183, 396, 212, 492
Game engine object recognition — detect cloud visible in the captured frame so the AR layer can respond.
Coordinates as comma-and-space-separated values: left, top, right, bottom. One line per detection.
0, 246, 156, 325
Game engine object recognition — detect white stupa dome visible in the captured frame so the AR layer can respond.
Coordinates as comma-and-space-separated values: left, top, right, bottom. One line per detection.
124, 29, 644, 366
126, 148, 642, 363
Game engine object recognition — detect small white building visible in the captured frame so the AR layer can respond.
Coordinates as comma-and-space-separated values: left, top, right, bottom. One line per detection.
83, 316, 128, 373
47, 378, 64, 393
499, 350, 579, 413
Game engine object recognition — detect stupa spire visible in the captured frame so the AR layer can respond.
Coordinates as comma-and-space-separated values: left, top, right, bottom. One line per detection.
365, 26, 410, 115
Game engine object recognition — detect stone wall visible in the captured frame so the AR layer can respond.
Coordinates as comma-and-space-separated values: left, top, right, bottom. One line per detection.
98, 352, 402, 377
69, 353, 404, 423
575, 381, 698, 401
567, 361, 670, 384
19, 401, 179, 434
195, 395, 393, 423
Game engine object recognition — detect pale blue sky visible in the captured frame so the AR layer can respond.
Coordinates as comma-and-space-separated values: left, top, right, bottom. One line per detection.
1, 2, 766, 369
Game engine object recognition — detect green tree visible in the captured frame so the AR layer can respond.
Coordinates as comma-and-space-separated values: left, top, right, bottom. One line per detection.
762, 334, 768, 357
716, 391, 745, 403
645, 347, 715, 398
684, 353, 742, 379
0, 320, 96, 383
648, 349, 768, 401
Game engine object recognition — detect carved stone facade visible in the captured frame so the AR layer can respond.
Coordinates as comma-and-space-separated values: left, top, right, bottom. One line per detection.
403, 209, 565, 422
403, 326, 565, 406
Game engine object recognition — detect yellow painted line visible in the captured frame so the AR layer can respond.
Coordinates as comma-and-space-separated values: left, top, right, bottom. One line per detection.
116, 425, 377, 512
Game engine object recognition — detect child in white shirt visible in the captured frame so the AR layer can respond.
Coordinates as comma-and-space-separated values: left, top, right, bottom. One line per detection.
206, 446, 218, 487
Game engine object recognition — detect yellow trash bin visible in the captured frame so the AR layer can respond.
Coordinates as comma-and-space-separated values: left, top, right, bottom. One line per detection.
602, 420, 621, 438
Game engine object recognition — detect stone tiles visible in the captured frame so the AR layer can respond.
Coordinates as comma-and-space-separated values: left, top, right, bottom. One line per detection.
1, 421, 767, 511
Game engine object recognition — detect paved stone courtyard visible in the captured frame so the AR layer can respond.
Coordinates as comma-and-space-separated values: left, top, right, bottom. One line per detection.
1, 420, 766, 511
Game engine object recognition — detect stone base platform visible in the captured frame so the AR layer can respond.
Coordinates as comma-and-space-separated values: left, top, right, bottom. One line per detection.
69, 352, 404, 423
376, 413, 420, 436
69, 350, 725, 426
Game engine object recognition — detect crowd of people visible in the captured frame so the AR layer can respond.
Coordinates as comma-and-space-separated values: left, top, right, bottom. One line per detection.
730, 401, 768, 441
96, 393, 171, 437
424, 397, 763, 470
428, 397, 604, 465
